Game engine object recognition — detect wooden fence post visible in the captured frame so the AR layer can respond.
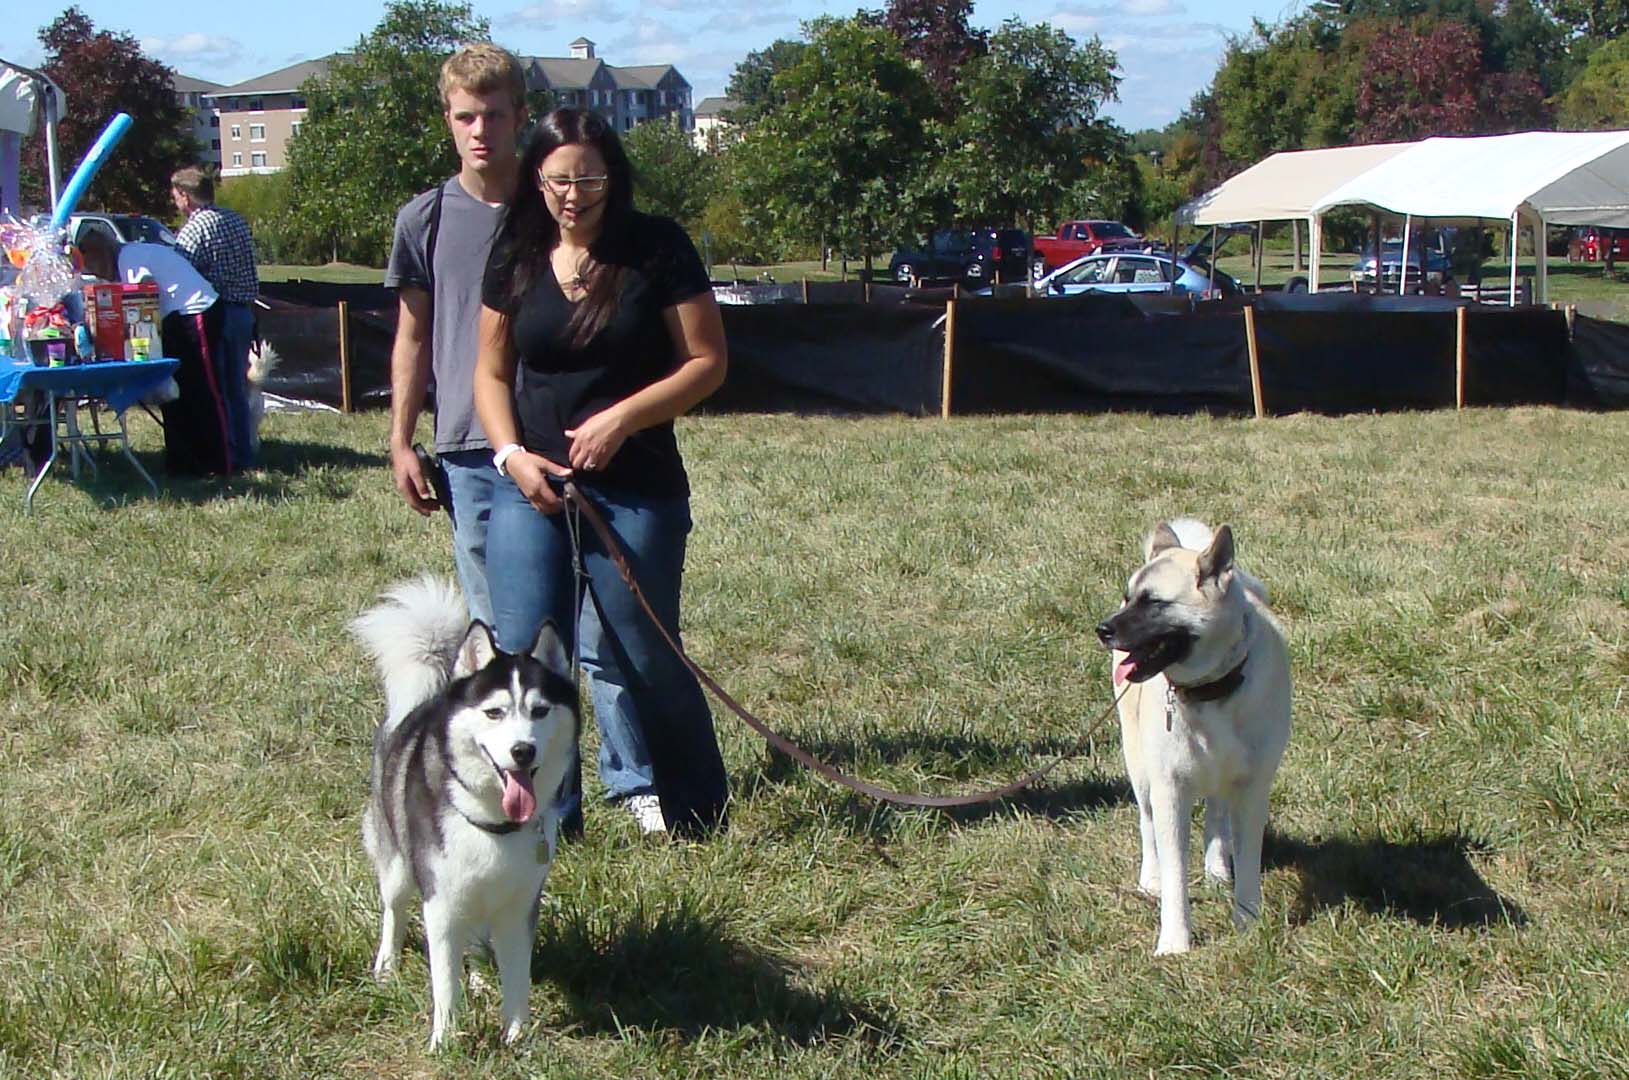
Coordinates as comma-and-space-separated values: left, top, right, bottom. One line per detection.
941, 298, 957, 419
801, 277, 810, 305
338, 299, 353, 415
863, 279, 872, 304
1455, 305, 1467, 410
1243, 304, 1265, 419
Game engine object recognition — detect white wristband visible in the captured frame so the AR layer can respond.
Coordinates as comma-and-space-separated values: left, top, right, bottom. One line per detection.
492, 443, 524, 477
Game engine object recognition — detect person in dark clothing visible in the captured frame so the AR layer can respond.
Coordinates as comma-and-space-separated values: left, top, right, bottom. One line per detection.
472, 107, 729, 838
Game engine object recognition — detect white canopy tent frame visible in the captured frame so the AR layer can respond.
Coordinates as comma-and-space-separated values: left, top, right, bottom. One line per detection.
0, 57, 65, 216
1179, 143, 1414, 295
1311, 131, 1629, 306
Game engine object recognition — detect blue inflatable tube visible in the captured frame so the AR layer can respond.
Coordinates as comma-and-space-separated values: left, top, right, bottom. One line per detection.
50, 112, 133, 231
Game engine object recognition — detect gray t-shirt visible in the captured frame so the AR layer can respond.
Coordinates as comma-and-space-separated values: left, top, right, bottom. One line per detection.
385, 177, 504, 453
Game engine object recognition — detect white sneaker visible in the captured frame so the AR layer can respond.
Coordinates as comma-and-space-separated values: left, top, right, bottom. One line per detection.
626, 794, 666, 835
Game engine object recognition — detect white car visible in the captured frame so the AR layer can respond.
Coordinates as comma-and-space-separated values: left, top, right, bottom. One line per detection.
1035, 251, 1240, 297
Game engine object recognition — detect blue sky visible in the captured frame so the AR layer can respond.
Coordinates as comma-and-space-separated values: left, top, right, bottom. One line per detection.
1, 1, 1305, 132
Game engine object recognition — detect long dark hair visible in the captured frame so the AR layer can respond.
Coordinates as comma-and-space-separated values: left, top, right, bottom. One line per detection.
492, 107, 634, 348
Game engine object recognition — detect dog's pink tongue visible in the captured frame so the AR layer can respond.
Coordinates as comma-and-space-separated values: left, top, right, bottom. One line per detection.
1114, 655, 1137, 686
501, 770, 537, 823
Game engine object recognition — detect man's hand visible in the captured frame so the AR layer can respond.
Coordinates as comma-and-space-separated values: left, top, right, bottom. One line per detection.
391, 443, 439, 515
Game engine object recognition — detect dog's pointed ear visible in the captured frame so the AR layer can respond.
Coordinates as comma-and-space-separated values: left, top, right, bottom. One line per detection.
528, 618, 572, 679
1147, 521, 1183, 560
1197, 524, 1235, 586
454, 620, 499, 678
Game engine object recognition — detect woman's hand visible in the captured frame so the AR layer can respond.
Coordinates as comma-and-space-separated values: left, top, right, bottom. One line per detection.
507, 450, 573, 514
564, 404, 630, 473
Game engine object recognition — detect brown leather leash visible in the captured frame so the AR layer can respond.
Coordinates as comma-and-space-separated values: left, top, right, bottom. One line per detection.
562, 482, 1128, 809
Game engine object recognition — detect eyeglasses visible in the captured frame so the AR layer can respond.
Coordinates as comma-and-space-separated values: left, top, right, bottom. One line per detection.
539, 174, 608, 196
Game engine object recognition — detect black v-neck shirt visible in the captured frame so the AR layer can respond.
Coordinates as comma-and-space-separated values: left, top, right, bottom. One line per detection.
481, 213, 712, 497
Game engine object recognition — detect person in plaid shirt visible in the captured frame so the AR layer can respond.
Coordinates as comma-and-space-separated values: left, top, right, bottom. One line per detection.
172, 166, 259, 470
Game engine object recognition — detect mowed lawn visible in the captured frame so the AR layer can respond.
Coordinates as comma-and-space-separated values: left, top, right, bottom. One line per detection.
1, 406, 1627, 1078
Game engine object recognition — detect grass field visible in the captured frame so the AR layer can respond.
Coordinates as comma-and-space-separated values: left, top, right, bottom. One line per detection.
3, 406, 1627, 1078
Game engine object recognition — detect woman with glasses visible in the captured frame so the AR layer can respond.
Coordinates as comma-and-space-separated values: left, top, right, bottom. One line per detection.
473, 106, 729, 839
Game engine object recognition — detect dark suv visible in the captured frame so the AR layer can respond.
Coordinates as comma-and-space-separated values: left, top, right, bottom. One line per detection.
889, 227, 1031, 284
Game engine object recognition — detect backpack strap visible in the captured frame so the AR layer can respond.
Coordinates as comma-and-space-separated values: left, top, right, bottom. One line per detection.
425, 180, 445, 287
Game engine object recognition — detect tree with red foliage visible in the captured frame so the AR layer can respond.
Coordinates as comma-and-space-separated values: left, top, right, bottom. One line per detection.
1353, 19, 1548, 143
19, 7, 195, 218
881, 0, 987, 104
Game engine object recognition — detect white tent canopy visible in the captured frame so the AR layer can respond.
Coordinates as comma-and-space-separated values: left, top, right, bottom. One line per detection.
1178, 143, 1413, 227
1177, 130, 1629, 303
0, 59, 66, 214
1311, 131, 1629, 227
1311, 131, 1629, 303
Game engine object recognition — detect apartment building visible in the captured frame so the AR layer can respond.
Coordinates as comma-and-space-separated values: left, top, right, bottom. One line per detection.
692, 97, 739, 151
201, 40, 692, 178
172, 73, 224, 167
528, 38, 693, 134
209, 57, 330, 177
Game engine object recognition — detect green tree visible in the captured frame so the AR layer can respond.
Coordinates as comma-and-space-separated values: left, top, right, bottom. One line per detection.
284, 0, 490, 264
1556, 34, 1629, 128
20, 7, 195, 217
623, 118, 714, 231
925, 18, 1123, 231
731, 17, 936, 269
1542, 0, 1629, 39
724, 39, 809, 124
1210, 16, 1357, 170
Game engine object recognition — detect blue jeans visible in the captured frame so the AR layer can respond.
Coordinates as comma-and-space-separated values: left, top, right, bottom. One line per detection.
440, 450, 496, 627
487, 480, 728, 836
216, 302, 256, 470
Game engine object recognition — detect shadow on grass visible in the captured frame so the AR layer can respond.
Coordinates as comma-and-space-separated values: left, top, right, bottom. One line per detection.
1265, 830, 1528, 930
36, 437, 385, 508
532, 897, 900, 1048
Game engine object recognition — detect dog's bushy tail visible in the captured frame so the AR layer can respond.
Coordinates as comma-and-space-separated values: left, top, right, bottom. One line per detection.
350, 576, 469, 727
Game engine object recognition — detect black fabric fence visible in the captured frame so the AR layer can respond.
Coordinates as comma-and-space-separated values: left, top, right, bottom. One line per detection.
1567, 314, 1629, 408
248, 282, 1610, 416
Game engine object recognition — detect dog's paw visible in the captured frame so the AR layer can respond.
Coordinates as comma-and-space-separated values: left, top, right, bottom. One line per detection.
1205, 856, 1233, 886
1154, 933, 1192, 956
371, 956, 398, 980
502, 1018, 525, 1045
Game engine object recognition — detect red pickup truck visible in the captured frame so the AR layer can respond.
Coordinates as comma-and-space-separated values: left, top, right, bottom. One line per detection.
1030, 220, 1144, 280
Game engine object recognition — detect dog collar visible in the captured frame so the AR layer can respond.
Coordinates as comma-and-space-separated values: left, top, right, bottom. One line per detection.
1169, 655, 1247, 703
458, 810, 525, 835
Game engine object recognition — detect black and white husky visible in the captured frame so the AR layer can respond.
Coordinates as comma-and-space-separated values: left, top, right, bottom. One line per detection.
351, 577, 577, 1048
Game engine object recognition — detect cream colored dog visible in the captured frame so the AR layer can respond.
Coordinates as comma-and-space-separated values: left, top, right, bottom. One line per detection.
1095, 519, 1291, 955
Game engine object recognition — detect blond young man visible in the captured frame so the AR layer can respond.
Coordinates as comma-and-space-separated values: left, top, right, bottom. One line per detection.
383, 44, 659, 834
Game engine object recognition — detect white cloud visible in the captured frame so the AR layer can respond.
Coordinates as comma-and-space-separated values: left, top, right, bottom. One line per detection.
140, 32, 245, 67
499, 1, 626, 30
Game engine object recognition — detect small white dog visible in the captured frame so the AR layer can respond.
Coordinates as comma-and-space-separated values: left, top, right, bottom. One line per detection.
1095, 519, 1292, 955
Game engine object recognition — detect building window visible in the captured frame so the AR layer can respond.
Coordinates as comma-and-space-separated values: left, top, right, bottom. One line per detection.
249, 97, 264, 111
210, 115, 219, 128
291, 96, 306, 109
291, 121, 302, 138
211, 139, 221, 150
232, 152, 243, 166
250, 151, 268, 167
249, 124, 266, 141
230, 124, 241, 139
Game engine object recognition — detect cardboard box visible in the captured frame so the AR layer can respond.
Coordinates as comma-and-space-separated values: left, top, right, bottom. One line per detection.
83, 282, 161, 361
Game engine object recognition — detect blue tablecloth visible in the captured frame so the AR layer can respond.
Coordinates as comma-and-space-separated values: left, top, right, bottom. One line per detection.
0, 359, 180, 413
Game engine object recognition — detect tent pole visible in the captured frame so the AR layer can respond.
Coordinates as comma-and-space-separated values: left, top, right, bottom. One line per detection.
1536, 214, 1549, 305
43, 82, 62, 215
1509, 212, 1519, 307
1254, 221, 1263, 293
1400, 214, 1412, 296
1208, 225, 1216, 297
1310, 216, 1321, 293
1371, 213, 1381, 295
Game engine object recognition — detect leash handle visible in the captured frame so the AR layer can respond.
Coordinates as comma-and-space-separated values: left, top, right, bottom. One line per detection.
562, 482, 1127, 809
